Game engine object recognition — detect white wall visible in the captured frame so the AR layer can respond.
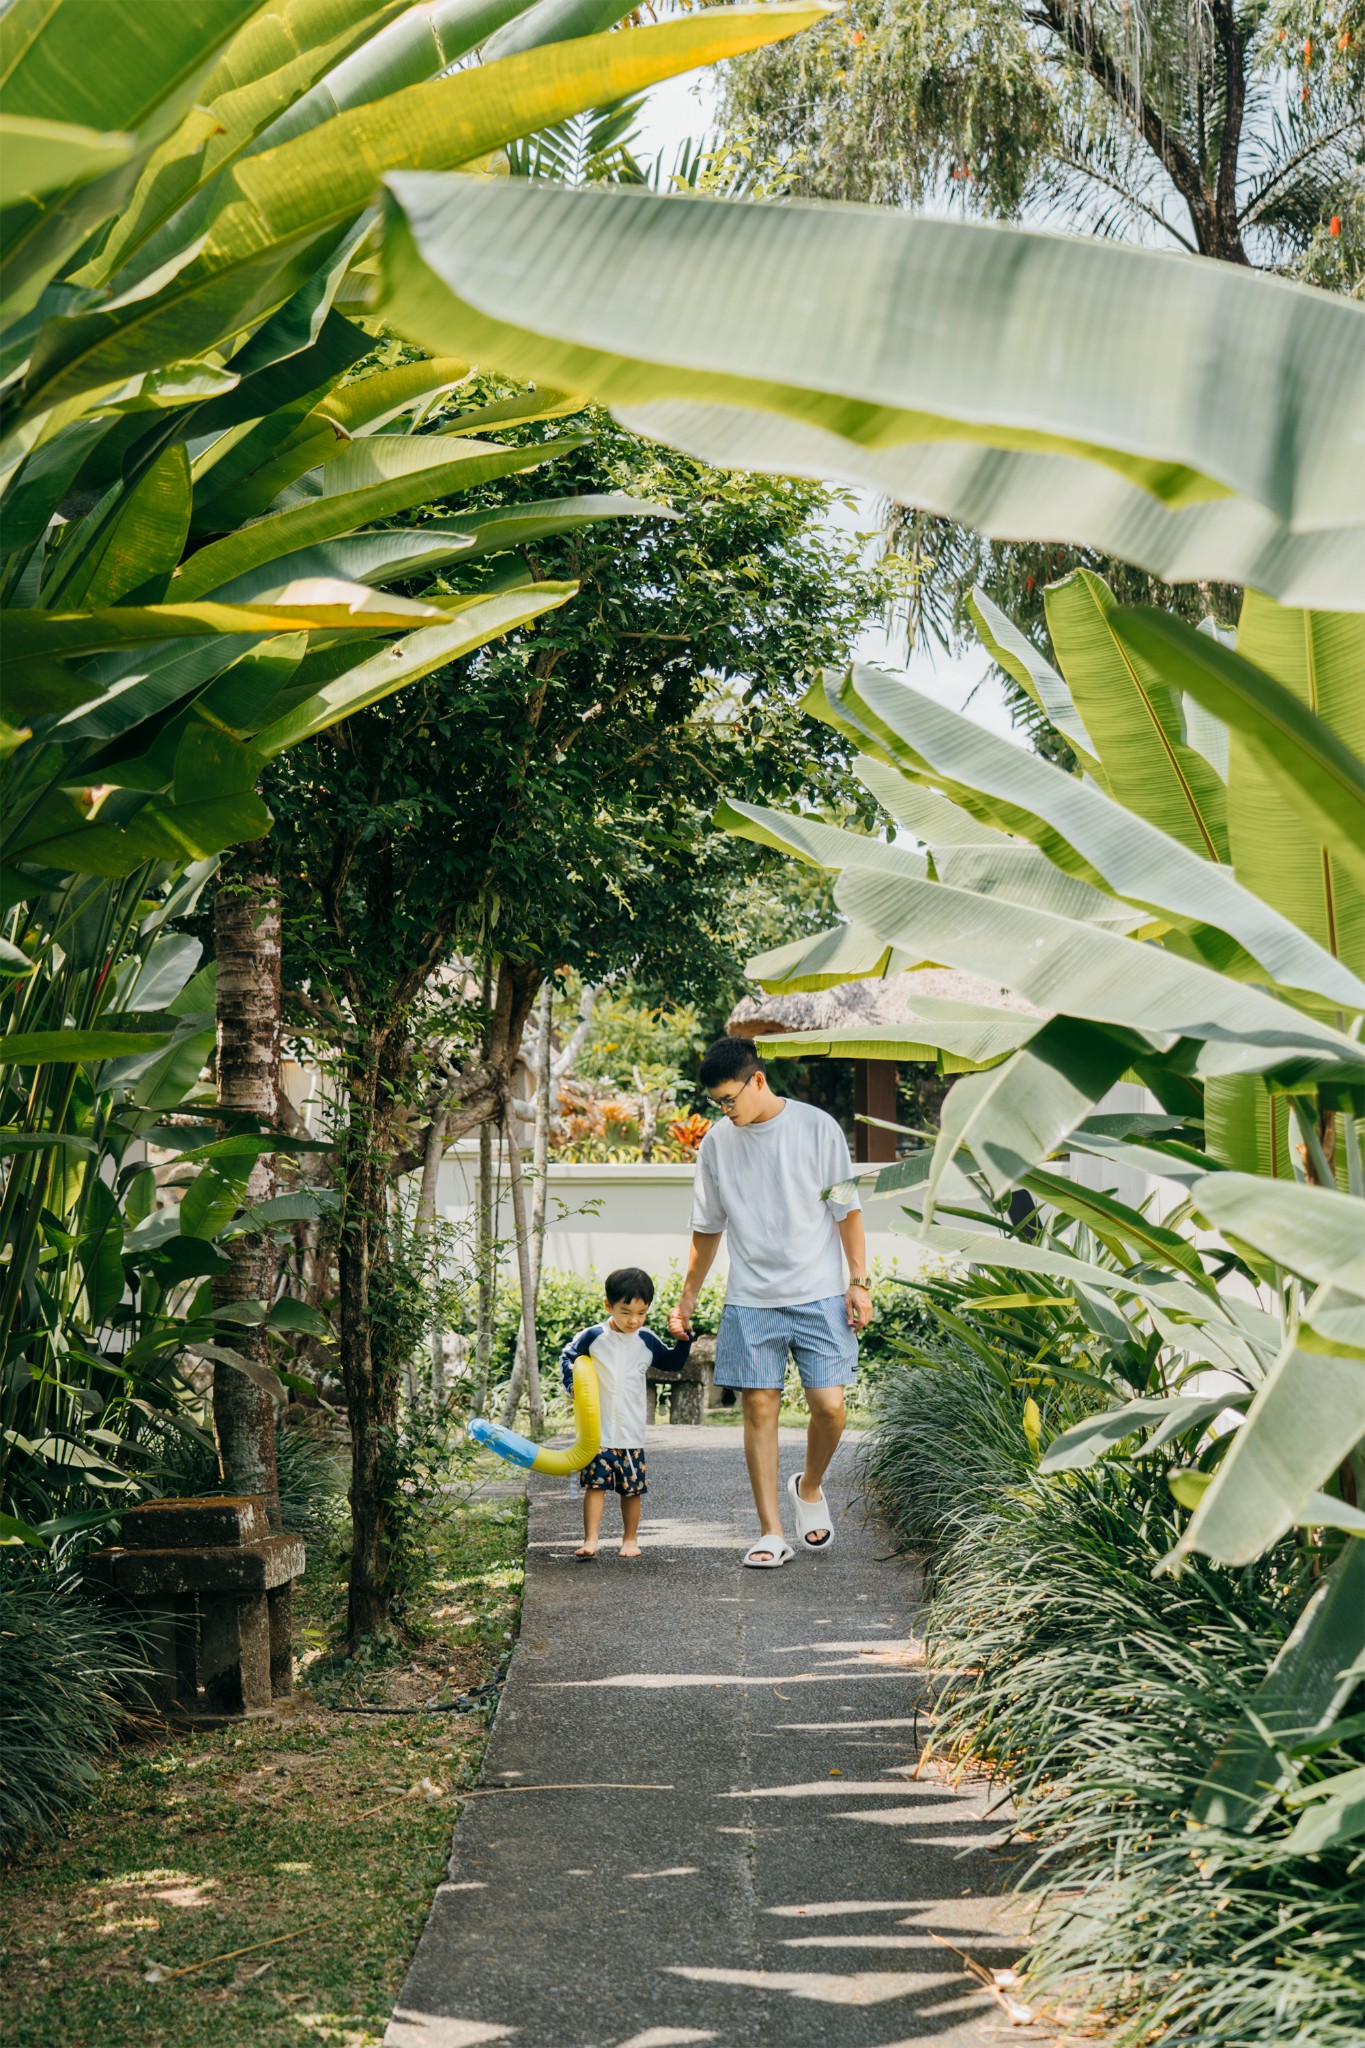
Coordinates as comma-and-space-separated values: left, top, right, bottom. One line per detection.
432, 1144, 929, 1287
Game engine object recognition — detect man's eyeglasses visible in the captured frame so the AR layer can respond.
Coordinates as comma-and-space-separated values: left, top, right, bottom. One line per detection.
707, 1072, 756, 1114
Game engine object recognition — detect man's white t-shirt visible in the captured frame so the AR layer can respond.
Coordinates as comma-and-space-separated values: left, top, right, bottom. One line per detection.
689, 1097, 860, 1308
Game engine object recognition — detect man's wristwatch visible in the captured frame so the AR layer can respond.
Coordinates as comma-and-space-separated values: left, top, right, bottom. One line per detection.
848, 1278, 872, 1292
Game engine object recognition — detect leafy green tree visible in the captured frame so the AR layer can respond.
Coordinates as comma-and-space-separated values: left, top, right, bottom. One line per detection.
265, 403, 891, 1636
720, 1, 1363, 274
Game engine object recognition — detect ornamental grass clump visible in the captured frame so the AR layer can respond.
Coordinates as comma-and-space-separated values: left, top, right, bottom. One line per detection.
865, 1349, 1365, 2046
0, 1563, 151, 1855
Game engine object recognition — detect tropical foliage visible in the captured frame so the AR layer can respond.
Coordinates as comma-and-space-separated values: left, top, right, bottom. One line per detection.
863, 1265, 1365, 2045
0, 0, 822, 1555
717, 575, 1364, 2036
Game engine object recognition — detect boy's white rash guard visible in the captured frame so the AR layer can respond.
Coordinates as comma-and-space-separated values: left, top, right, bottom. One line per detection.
689, 1096, 860, 1307
558, 1323, 691, 1446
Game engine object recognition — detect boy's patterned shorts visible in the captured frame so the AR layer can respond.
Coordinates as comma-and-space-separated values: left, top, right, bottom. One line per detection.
579, 1448, 647, 1497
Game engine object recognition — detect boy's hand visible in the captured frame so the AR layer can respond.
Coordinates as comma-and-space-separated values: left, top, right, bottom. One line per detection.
669, 1294, 695, 1338
845, 1282, 872, 1331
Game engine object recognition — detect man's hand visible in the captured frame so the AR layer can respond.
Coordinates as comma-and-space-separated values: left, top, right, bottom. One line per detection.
845, 1283, 872, 1332
669, 1293, 696, 1339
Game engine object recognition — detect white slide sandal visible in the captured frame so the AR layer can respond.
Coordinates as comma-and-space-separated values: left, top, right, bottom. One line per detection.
788, 1472, 834, 1551
742, 1537, 795, 1568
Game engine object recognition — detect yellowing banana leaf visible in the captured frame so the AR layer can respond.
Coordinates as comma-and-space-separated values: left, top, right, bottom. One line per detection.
1044, 570, 1228, 862
375, 175, 1365, 607
241, 0, 542, 161
19, 8, 829, 421
745, 920, 913, 993
0, 114, 134, 207
175, 434, 580, 596
86, 0, 415, 284
5, 582, 447, 659
251, 581, 576, 753
754, 1006, 1043, 1070
0, 0, 268, 318
1113, 603, 1365, 885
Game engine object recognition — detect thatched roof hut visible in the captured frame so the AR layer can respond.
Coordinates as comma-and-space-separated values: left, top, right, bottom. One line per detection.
726, 970, 1040, 1162
727, 968, 1037, 1039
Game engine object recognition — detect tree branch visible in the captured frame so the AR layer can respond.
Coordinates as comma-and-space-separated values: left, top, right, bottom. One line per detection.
1209, 0, 1249, 261
1029, 1, 1222, 256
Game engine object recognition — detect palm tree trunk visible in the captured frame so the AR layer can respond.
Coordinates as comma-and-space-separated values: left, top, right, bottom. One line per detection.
504, 983, 554, 1416
211, 851, 282, 1526
471, 1112, 496, 1416
498, 1105, 544, 1434
416, 1108, 447, 1400
336, 1036, 403, 1647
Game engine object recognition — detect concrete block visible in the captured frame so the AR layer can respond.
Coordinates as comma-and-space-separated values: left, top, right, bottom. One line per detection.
121, 1495, 268, 1549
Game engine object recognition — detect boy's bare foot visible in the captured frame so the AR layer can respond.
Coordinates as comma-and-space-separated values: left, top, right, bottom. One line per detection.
619, 1542, 643, 1560
574, 1545, 598, 1560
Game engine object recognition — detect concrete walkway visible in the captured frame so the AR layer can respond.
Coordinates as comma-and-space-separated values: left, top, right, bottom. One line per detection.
387, 1426, 1032, 2048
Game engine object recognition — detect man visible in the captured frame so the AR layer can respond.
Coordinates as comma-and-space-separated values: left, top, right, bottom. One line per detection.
668, 1036, 872, 1567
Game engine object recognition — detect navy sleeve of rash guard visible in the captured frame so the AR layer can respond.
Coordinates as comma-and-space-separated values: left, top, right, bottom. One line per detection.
559, 1323, 603, 1395
641, 1328, 692, 1375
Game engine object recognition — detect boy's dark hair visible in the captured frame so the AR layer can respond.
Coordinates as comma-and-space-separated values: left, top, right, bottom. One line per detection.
604, 1266, 654, 1307
697, 1035, 762, 1089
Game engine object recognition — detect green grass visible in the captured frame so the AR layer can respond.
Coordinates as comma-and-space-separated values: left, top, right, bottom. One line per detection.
0, 1465, 526, 2048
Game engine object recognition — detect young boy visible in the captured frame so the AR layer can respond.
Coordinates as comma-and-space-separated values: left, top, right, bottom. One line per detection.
558, 1266, 692, 1560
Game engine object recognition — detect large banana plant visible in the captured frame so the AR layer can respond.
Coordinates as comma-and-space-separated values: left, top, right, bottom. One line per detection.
371, 174, 1365, 610
713, 578, 1365, 1584
0, 0, 825, 1544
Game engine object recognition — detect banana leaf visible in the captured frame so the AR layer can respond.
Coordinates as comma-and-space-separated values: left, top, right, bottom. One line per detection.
17, 8, 829, 423
832, 865, 1365, 1082
375, 174, 1365, 607
1113, 603, 1365, 884
820, 664, 1365, 1011
1045, 570, 1228, 861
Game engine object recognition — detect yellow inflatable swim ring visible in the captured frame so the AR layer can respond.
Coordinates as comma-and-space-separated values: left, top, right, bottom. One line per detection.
467, 1354, 601, 1474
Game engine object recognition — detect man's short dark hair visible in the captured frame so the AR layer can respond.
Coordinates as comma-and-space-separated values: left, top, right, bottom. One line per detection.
697, 1035, 762, 1090
604, 1265, 654, 1307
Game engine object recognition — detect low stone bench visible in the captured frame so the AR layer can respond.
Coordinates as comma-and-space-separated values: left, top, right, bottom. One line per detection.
87, 1494, 304, 1718
646, 1333, 716, 1426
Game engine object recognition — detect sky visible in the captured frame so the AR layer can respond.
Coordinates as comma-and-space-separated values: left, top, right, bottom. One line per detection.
631, 70, 1019, 745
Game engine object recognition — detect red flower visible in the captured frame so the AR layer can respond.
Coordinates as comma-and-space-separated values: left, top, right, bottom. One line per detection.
1330, 215, 1342, 237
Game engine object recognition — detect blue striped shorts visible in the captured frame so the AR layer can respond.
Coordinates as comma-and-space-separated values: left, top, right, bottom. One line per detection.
714, 1295, 859, 1391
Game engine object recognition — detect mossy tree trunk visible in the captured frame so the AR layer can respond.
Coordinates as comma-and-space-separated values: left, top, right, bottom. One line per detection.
211, 851, 282, 1526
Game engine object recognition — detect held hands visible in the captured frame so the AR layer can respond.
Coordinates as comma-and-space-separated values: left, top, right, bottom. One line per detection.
845, 1283, 873, 1332
669, 1294, 696, 1339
